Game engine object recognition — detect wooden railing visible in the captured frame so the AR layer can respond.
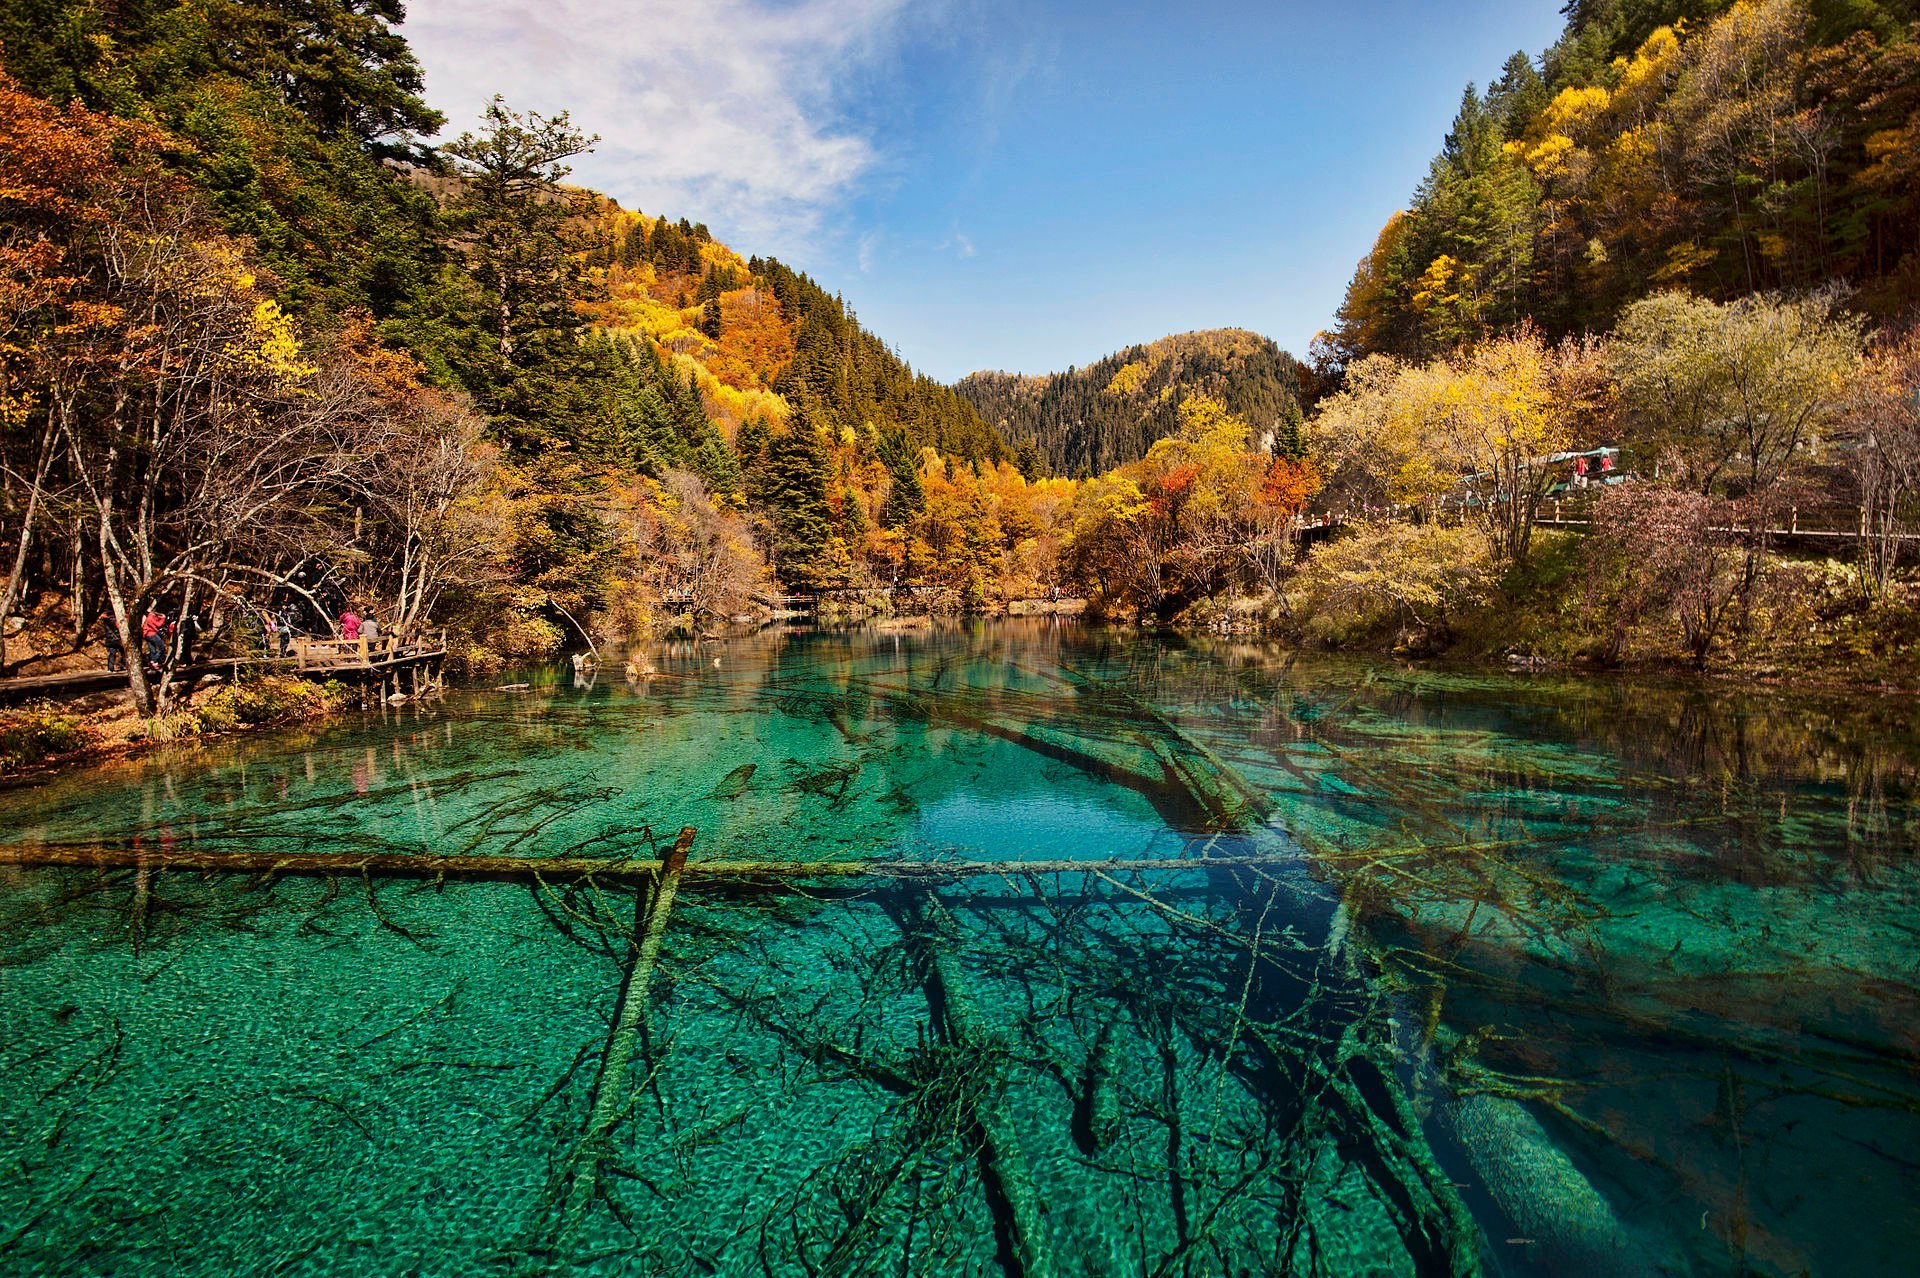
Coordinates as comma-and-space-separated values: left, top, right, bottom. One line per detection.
290, 629, 447, 671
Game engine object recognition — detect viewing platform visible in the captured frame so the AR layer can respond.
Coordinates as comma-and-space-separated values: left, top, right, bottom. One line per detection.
0, 631, 449, 706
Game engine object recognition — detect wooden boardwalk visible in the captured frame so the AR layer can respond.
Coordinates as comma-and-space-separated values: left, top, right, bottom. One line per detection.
0, 631, 448, 705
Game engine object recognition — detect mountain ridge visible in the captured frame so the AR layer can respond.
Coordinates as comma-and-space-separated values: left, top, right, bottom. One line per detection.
955, 328, 1305, 476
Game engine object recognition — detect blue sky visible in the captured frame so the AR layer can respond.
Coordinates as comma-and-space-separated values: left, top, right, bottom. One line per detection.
404, 0, 1570, 380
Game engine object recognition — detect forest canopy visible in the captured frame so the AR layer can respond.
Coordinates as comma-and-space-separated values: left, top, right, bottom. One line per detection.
2, 0, 1918, 702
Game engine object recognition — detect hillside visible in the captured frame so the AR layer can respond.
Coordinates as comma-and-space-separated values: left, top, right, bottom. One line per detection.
1326, 0, 1920, 367
0, 2, 1031, 680
575, 203, 1001, 465
956, 329, 1306, 476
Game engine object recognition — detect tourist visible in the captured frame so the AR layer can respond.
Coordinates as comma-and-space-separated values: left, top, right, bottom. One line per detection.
362, 613, 380, 642
141, 608, 168, 669
276, 603, 298, 657
103, 622, 125, 673
340, 608, 362, 641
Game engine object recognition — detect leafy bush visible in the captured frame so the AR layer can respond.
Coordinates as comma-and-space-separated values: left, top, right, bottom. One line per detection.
1290, 522, 1493, 651
0, 706, 100, 772
1737, 559, 1920, 682
192, 675, 336, 732
1452, 530, 1598, 662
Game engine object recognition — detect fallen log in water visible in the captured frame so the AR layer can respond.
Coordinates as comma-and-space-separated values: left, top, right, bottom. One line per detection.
511, 827, 698, 1268
551, 826, 697, 1238
895, 894, 1059, 1278
954, 689, 1267, 831
0, 843, 1303, 882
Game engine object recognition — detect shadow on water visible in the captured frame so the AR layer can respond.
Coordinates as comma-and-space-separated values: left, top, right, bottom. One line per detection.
0, 618, 1915, 1275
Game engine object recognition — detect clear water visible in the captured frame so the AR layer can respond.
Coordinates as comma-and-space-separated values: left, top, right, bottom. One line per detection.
1, 620, 1915, 1276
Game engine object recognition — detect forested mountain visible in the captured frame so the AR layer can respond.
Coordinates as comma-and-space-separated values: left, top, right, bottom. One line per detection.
576, 207, 1001, 467
956, 330, 1306, 476
0, 0, 1015, 686
1325, 0, 1920, 368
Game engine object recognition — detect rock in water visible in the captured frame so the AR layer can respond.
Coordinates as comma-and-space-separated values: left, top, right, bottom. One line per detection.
706, 762, 756, 800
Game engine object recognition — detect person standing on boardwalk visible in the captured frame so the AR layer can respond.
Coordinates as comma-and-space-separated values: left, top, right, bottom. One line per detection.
141, 608, 168, 670
103, 621, 125, 673
340, 608, 361, 641
361, 613, 380, 643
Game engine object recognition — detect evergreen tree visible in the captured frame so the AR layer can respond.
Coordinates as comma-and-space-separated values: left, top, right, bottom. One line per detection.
1275, 400, 1307, 461
619, 221, 649, 268
876, 427, 925, 529
440, 97, 601, 449
1486, 51, 1549, 139
1014, 439, 1044, 480
757, 416, 834, 589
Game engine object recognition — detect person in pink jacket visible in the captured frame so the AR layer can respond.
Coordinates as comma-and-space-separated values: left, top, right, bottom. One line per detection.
340, 609, 362, 641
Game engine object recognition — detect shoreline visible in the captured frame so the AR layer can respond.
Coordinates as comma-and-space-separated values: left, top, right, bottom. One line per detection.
5, 616, 1910, 784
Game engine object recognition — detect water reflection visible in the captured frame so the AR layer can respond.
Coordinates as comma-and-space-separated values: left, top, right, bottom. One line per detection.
0, 620, 1914, 1275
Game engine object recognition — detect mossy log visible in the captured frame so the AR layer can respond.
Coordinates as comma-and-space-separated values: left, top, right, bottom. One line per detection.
898, 895, 1059, 1278
0, 843, 1301, 882
552, 826, 697, 1236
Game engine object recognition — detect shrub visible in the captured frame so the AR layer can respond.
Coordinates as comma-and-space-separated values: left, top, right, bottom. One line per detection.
1584, 484, 1750, 666
1291, 522, 1493, 651
0, 706, 100, 772
1453, 530, 1598, 661
191, 674, 335, 732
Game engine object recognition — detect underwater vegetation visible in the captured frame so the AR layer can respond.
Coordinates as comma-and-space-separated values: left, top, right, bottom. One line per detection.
0, 620, 1914, 1275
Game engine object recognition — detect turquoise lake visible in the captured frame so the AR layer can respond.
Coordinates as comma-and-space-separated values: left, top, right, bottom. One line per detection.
1, 619, 1915, 1275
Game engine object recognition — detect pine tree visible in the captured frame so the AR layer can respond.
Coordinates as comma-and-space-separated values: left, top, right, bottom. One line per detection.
440, 97, 602, 450
1276, 399, 1307, 461
758, 416, 834, 589
876, 427, 925, 529
619, 221, 649, 268
1014, 439, 1043, 480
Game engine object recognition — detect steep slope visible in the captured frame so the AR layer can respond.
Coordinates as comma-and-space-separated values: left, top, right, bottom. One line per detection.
579, 204, 1001, 463
1327, 0, 1920, 365
956, 329, 1305, 476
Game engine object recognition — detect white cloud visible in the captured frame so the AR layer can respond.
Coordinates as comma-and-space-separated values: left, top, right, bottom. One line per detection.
857, 229, 883, 273
403, 0, 917, 251
936, 226, 976, 259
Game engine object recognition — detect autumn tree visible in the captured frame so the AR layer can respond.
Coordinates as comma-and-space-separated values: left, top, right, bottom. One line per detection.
1312, 328, 1604, 566
323, 322, 497, 632
1244, 455, 1322, 599
1446, 327, 1607, 565
1585, 482, 1750, 666
0, 73, 147, 669
653, 469, 767, 624
1061, 395, 1274, 619
1610, 289, 1862, 497
1292, 522, 1493, 651
1310, 355, 1462, 514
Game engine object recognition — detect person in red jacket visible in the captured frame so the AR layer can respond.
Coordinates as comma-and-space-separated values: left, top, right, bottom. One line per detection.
141, 608, 168, 670
340, 608, 362, 641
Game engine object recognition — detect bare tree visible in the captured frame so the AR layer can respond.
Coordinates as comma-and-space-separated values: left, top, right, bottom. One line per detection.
1843, 324, 1920, 601
657, 470, 767, 626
